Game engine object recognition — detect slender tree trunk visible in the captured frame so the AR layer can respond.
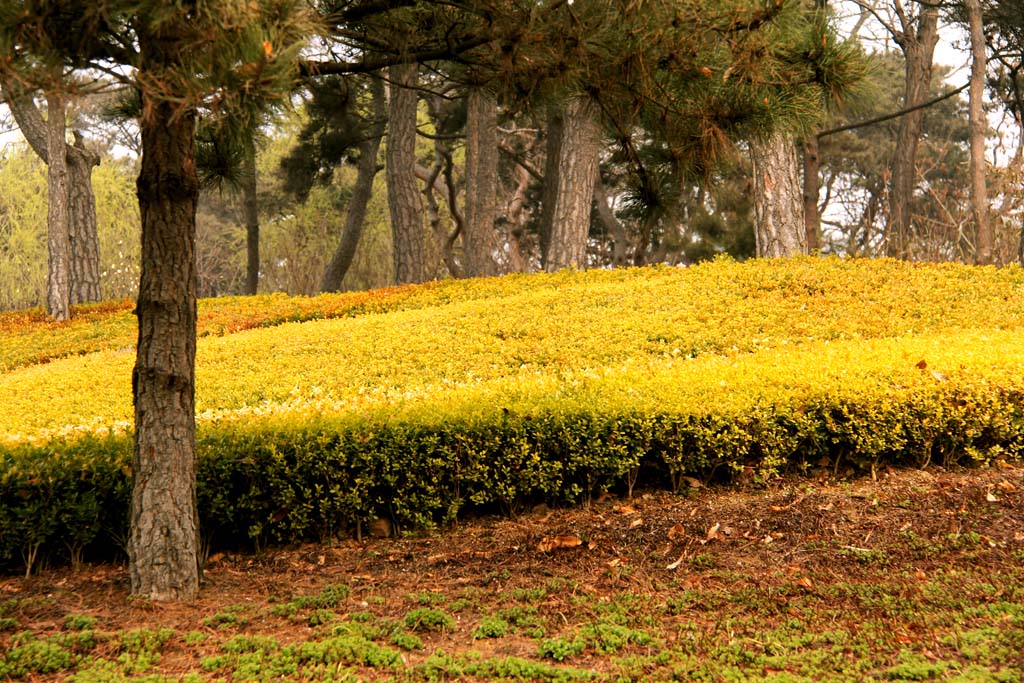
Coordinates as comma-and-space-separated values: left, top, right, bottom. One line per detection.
750, 131, 806, 257
130, 25, 201, 601
67, 134, 101, 303
503, 163, 533, 272
322, 76, 386, 292
463, 88, 499, 277
887, 6, 939, 259
386, 63, 426, 284
542, 97, 602, 272
967, 0, 991, 265
594, 178, 629, 266
802, 135, 821, 251
241, 135, 260, 295
538, 104, 564, 268
45, 91, 71, 321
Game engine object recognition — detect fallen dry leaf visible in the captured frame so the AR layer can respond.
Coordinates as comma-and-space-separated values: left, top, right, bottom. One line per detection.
613, 505, 639, 515
666, 554, 686, 571
668, 523, 686, 540
986, 491, 1000, 503
996, 480, 1017, 493
796, 576, 814, 590
706, 522, 721, 541
537, 535, 583, 552
629, 518, 644, 529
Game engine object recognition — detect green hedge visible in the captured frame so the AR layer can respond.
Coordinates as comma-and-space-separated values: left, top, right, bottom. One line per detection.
3, 379, 1022, 574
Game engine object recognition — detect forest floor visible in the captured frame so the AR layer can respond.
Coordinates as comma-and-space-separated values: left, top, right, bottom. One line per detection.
3, 463, 1024, 682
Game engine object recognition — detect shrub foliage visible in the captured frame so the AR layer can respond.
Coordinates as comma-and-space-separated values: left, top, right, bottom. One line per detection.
2, 258, 1024, 571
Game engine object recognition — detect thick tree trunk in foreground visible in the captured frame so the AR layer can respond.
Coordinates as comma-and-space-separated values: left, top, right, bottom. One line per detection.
45, 91, 71, 321
967, 0, 991, 265
67, 135, 101, 303
463, 88, 499, 277
322, 76, 387, 292
242, 135, 260, 295
386, 63, 427, 284
542, 97, 602, 272
130, 28, 201, 601
750, 131, 806, 257
887, 5, 939, 259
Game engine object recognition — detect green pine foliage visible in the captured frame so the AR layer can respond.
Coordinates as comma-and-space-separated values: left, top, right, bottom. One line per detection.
2, 258, 1024, 572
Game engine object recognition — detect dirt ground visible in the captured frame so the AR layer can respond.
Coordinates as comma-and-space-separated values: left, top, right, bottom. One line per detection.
3, 463, 1024, 679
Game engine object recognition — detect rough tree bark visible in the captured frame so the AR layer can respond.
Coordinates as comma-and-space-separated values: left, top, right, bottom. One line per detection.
462, 87, 499, 277
750, 131, 806, 257
966, 0, 991, 265
801, 135, 821, 251
386, 63, 427, 284
540, 96, 602, 272
242, 135, 260, 295
67, 134, 101, 303
538, 104, 563, 268
45, 90, 71, 320
2, 83, 101, 306
321, 75, 387, 292
129, 23, 202, 601
887, 4, 939, 259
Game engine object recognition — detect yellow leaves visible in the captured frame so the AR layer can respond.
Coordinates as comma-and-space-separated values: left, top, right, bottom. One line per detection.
4, 258, 1024, 446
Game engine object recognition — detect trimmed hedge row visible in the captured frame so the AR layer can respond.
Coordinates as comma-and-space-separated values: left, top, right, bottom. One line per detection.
5, 259, 1024, 573
3, 375, 1022, 573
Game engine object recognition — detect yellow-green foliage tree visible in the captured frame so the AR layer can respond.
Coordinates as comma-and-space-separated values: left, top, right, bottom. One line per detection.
0, 146, 139, 310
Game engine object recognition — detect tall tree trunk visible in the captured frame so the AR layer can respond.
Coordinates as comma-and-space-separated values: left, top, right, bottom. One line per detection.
242, 134, 260, 295
321, 76, 386, 292
802, 135, 821, 251
463, 88, 499, 277
130, 27, 201, 602
750, 131, 806, 257
967, 0, 991, 265
887, 5, 939, 259
538, 104, 564, 268
386, 63, 427, 285
45, 91, 70, 321
67, 134, 101, 303
542, 97, 602, 272
3, 83, 102, 306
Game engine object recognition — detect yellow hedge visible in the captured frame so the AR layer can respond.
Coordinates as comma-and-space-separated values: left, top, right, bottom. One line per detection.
3, 257, 1024, 442
4, 257, 1024, 571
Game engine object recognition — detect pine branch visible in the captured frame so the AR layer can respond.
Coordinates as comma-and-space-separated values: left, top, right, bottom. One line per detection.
817, 82, 969, 139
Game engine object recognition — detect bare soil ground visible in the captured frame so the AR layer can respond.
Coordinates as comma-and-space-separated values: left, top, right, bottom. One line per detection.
3, 464, 1024, 681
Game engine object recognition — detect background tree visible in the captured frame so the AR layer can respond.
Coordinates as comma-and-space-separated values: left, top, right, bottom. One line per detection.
2, 80, 103, 313
387, 63, 428, 284
817, 55, 971, 259
966, 0, 992, 264
868, 0, 941, 258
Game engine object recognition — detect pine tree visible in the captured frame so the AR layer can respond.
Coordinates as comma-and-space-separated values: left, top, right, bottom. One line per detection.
0, 0, 313, 600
